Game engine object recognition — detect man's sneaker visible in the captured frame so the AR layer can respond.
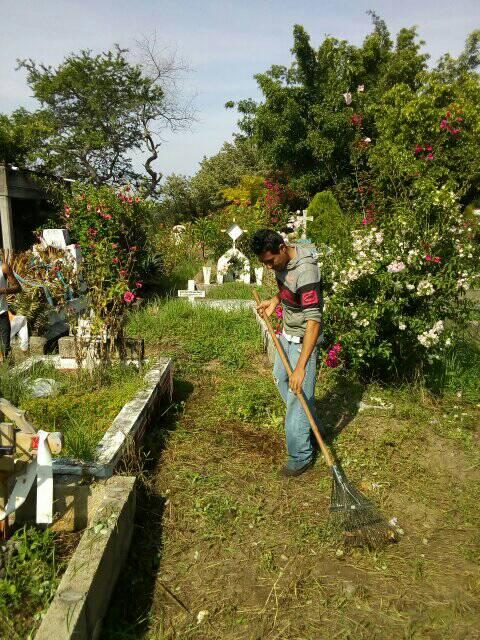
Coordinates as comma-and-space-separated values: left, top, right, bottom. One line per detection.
279, 458, 314, 478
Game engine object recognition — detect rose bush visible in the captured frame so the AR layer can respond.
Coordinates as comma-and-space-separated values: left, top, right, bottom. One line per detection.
61, 184, 152, 355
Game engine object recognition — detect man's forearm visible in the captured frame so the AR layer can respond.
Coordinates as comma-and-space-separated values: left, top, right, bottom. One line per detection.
296, 320, 320, 370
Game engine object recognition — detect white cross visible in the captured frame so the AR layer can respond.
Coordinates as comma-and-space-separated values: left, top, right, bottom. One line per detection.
296, 209, 313, 239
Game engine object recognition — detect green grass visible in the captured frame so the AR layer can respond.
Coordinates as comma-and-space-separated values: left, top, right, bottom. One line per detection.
0, 361, 145, 460
0, 526, 71, 640
103, 298, 480, 639
205, 281, 271, 300
127, 297, 263, 369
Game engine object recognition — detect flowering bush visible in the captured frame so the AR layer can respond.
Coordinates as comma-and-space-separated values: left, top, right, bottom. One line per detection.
320, 196, 479, 377
61, 184, 151, 355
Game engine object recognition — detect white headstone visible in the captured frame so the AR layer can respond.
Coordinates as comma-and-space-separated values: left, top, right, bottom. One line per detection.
216, 248, 250, 284
42, 229, 70, 249
203, 266, 212, 285
65, 244, 82, 271
254, 266, 264, 285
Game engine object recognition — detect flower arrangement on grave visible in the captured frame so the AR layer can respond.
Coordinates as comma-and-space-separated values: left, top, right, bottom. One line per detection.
7, 247, 81, 335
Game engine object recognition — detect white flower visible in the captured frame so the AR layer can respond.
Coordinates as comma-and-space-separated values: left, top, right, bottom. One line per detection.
351, 311, 358, 319
399, 323, 406, 330
387, 260, 406, 273
375, 232, 383, 245
445, 338, 451, 346
406, 283, 415, 291
197, 610, 209, 624
357, 318, 370, 327
417, 280, 435, 296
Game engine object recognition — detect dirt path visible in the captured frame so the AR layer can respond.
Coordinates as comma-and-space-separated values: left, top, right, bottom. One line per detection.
103, 311, 480, 640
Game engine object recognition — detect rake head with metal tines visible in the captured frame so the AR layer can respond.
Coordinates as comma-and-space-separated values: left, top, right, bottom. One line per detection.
330, 465, 396, 548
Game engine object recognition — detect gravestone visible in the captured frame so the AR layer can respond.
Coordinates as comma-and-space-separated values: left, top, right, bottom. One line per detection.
172, 225, 187, 245
216, 222, 251, 284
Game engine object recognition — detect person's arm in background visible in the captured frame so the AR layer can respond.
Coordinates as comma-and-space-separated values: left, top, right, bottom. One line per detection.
0, 259, 21, 295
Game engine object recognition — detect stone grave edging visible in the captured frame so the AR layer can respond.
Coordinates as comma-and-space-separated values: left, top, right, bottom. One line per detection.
52, 357, 173, 478
34, 475, 137, 640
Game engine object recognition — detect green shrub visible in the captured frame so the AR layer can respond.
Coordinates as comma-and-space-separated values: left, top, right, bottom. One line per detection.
307, 191, 352, 253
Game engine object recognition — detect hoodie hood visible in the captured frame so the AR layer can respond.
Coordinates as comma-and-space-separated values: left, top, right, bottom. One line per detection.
286, 243, 319, 270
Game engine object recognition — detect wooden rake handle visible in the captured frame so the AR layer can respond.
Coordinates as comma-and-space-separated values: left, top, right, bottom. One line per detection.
253, 291, 334, 468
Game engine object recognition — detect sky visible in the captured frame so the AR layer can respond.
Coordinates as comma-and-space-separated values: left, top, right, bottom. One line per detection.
1, 0, 478, 178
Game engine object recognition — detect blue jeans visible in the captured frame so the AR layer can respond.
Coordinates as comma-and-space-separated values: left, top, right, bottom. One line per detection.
273, 335, 323, 471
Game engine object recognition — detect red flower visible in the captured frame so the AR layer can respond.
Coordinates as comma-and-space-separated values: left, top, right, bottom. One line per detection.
123, 291, 135, 303
434, 256, 441, 263
113, 257, 119, 264
350, 113, 363, 127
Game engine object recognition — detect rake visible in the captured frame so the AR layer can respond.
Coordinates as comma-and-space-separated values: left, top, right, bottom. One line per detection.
253, 291, 395, 549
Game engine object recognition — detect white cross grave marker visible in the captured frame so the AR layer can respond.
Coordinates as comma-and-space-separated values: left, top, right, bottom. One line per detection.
295, 209, 313, 239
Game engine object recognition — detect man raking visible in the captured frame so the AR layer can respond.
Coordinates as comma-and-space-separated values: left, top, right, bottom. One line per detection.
251, 229, 324, 477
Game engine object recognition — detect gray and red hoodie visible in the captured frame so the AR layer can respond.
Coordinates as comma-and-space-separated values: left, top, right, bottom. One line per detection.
276, 244, 323, 338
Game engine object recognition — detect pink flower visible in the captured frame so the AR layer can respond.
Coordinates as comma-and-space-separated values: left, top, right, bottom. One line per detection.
362, 218, 369, 225
111, 243, 118, 249
113, 257, 119, 264
440, 119, 447, 130
64, 205, 71, 214
332, 342, 342, 353
426, 153, 434, 160
414, 144, 423, 156
123, 291, 135, 303
425, 255, 432, 262
103, 213, 112, 220
451, 128, 460, 135
135, 197, 140, 203
275, 305, 283, 318
434, 256, 441, 263
120, 269, 127, 277
135, 281, 143, 288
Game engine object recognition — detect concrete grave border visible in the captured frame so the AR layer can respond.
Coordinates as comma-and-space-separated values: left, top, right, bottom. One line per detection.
53, 357, 173, 478
34, 476, 136, 640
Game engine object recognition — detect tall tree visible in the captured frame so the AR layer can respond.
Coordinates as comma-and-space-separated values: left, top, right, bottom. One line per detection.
13, 42, 193, 195
228, 15, 430, 196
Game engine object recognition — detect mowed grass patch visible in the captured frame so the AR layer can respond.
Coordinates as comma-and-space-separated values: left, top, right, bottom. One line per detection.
127, 297, 262, 368
105, 302, 480, 640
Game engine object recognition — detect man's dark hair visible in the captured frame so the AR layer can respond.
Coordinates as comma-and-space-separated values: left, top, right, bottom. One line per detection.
250, 229, 285, 256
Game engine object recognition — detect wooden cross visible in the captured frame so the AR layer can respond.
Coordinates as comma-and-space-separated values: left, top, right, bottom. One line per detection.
0, 398, 63, 539
296, 209, 313, 239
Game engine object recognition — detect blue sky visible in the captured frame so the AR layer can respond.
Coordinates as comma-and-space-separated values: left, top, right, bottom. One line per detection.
1, 0, 478, 177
